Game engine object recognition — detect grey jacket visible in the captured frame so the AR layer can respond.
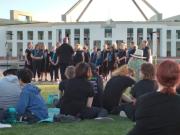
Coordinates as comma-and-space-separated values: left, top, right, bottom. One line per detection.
0, 75, 21, 109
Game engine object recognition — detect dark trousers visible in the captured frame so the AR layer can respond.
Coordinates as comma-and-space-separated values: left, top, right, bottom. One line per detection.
32, 60, 41, 78
111, 103, 135, 121
59, 63, 69, 80
25, 61, 33, 72
79, 107, 108, 119
17, 112, 40, 124
50, 65, 58, 81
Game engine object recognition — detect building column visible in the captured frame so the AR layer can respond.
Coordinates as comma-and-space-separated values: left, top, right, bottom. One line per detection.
133, 28, 137, 45
80, 28, 84, 45
23, 30, 27, 55
44, 30, 48, 48
171, 29, 176, 57
62, 29, 65, 40
143, 28, 147, 40
124, 28, 127, 44
152, 28, 157, 56
160, 28, 167, 57
33, 30, 38, 45
12, 30, 17, 57
52, 29, 57, 47
71, 29, 75, 48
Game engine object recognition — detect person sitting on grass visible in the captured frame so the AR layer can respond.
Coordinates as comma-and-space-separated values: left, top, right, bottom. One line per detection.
0, 64, 21, 110
61, 62, 107, 119
88, 63, 103, 107
103, 65, 135, 114
119, 63, 158, 121
55, 66, 76, 108
16, 69, 48, 123
128, 60, 180, 135
59, 66, 76, 98
131, 63, 158, 100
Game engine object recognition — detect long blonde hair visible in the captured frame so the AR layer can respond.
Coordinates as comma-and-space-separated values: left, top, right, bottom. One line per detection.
112, 65, 129, 77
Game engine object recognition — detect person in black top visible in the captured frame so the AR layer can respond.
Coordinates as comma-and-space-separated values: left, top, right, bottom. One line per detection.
40, 45, 49, 81
90, 46, 98, 64
128, 60, 180, 135
117, 43, 127, 67
142, 40, 151, 62
56, 37, 74, 80
88, 63, 103, 107
122, 63, 158, 121
99, 44, 109, 80
73, 44, 84, 66
25, 42, 33, 71
31, 44, 43, 81
107, 46, 116, 75
49, 46, 59, 82
103, 65, 135, 113
59, 66, 76, 98
131, 63, 158, 99
127, 42, 137, 63
83, 45, 90, 63
61, 62, 107, 119
56, 66, 76, 108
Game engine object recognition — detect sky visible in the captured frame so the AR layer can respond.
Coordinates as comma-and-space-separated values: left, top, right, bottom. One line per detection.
0, 0, 180, 22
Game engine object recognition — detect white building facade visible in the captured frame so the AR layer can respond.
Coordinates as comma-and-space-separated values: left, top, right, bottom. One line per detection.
0, 21, 180, 58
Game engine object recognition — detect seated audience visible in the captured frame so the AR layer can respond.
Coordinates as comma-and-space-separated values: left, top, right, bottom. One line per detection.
120, 63, 158, 121
128, 60, 180, 135
59, 66, 76, 98
16, 69, 48, 123
0, 64, 21, 109
89, 63, 103, 107
61, 62, 107, 119
128, 49, 146, 81
131, 63, 158, 99
103, 65, 135, 113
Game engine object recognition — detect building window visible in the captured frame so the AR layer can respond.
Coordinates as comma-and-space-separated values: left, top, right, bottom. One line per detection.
27, 31, 33, 40
147, 28, 153, 40
48, 42, 52, 51
84, 29, 90, 46
65, 29, 71, 44
176, 42, 180, 57
104, 28, 112, 38
17, 31, 23, 40
167, 30, 171, 39
6, 31, 13, 40
74, 29, 80, 44
127, 28, 133, 45
167, 42, 171, 57
48, 31, 52, 40
137, 28, 143, 45
38, 31, 44, 40
176, 30, 180, 39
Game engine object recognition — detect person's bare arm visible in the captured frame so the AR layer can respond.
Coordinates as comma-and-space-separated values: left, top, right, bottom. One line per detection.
86, 97, 93, 108
122, 94, 133, 103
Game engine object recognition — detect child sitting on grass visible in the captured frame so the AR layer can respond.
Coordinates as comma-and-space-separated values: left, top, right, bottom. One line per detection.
16, 69, 48, 123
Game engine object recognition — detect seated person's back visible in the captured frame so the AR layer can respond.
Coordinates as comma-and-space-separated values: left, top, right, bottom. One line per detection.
0, 66, 21, 109
61, 77, 94, 116
131, 63, 158, 99
128, 60, 180, 135
103, 65, 135, 112
16, 69, 48, 122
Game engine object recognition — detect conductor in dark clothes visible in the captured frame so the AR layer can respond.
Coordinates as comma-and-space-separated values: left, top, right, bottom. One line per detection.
56, 37, 74, 80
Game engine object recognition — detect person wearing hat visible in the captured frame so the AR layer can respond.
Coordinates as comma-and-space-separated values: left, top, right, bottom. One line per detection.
0, 64, 21, 110
128, 49, 146, 81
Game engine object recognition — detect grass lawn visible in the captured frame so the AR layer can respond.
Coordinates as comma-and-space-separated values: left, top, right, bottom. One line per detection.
0, 85, 133, 135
